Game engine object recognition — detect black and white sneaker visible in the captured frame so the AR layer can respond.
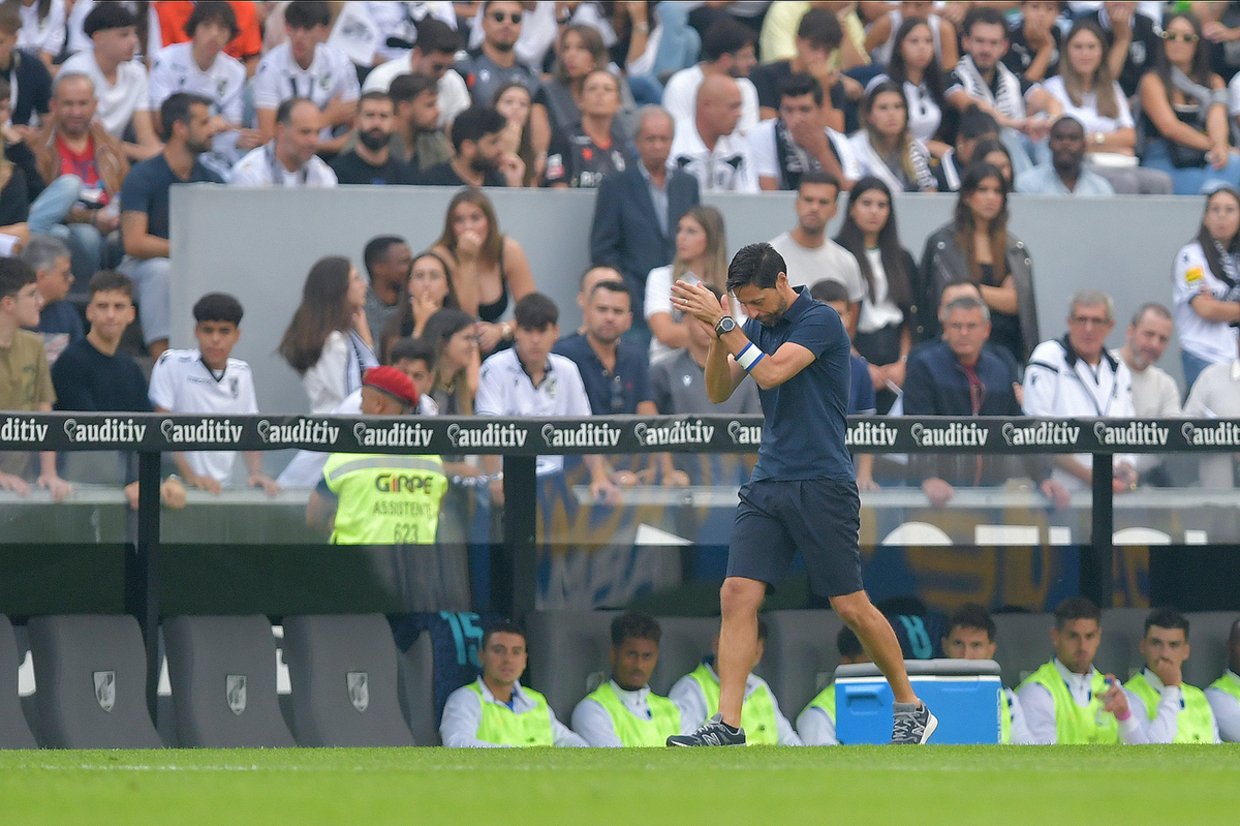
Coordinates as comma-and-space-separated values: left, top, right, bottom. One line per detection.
891, 702, 938, 744
666, 713, 747, 747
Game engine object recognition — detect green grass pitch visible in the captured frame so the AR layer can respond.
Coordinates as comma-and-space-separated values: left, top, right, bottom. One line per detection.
2, 746, 1238, 825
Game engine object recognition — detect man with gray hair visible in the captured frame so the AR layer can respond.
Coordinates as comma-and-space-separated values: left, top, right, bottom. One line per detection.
904, 294, 1067, 507
20, 236, 80, 364
1022, 290, 1137, 493
590, 105, 699, 342
1114, 303, 1181, 484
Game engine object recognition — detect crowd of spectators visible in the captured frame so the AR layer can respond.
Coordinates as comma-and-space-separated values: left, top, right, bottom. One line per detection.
0, 1, 1237, 507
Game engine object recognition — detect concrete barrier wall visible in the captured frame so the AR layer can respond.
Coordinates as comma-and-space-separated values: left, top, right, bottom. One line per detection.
173, 186, 1203, 415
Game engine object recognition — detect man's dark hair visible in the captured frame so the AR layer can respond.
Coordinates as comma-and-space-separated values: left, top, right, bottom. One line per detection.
962, 5, 1008, 37
1051, 114, 1084, 138
588, 279, 631, 303
84, 1, 136, 36
192, 292, 244, 325
450, 106, 507, 154
359, 89, 393, 109
161, 93, 212, 141
1144, 607, 1190, 637
947, 603, 997, 642
390, 72, 438, 105
1053, 596, 1101, 630
276, 96, 317, 126
809, 278, 849, 305
837, 625, 862, 660
0, 4, 22, 35
482, 619, 525, 648
799, 169, 842, 194
0, 257, 36, 299
388, 335, 435, 368
185, 0, 239, 39
958, 106, 1000, 140
797, 8, 843, 50
702, 18, 755, 62
611, 612, 661, 647
726, 242, 787, 293
363, 235, 408, 277
284, 0, 331, 29
414, 17, 463, 55
778, 73, 824, 107
514, 292, 559, 330
88, 270, 134, 299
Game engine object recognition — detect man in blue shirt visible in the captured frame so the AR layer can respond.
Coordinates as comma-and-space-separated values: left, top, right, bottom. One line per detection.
118, 92, 224, 359
1014, 116, 1115, 197
668, 242, 936, 747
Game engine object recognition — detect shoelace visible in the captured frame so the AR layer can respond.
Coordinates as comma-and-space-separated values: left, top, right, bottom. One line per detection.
892, 711, 922, 740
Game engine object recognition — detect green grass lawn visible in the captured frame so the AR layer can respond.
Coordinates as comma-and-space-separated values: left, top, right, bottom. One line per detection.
2, 746, 1238, 825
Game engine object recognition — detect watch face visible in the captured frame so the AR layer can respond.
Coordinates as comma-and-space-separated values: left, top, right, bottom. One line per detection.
717, 317, 736, 333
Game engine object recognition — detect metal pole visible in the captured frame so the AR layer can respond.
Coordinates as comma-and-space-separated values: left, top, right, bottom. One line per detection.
131, 452, 162, 723
1087, 452, 1114, 608
501, 456, 538, 620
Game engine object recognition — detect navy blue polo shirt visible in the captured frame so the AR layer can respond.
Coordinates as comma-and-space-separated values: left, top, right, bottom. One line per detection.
745, 286, 853, 482
552, 332, 653, 414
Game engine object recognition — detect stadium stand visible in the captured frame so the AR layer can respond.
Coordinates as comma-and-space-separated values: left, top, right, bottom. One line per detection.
163, 614, 296, 748
282, 614, 414, 747
27, 614, 162, 748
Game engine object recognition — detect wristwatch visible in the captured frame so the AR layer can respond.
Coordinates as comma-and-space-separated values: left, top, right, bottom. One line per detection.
714, 316, 737, 338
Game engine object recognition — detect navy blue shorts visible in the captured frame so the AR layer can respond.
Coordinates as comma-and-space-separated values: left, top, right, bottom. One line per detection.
727, 478, 863, 598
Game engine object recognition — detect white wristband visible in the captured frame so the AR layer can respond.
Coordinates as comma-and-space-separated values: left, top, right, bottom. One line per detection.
736, 342, 763, 371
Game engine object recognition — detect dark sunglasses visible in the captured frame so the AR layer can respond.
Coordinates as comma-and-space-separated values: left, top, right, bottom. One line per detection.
490, 11, 523, 24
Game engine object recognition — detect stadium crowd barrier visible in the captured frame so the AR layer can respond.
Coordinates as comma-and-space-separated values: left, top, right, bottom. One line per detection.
1, 410, 1238, 737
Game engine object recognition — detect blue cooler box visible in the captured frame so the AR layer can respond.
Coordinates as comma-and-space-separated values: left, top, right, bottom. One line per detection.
835, 659, 1002, 745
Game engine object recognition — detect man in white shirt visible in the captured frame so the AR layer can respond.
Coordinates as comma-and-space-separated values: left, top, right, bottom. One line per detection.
59, 2, 161, 161
251, 0, 359, 153
668, 620, 802, 746
662, 17, 760, 136
147, 1, 251, 170
1207, 618, 1240, 741
1122, 608, 1221, 744
473, 292, 616, 506
439, 620, 588, 747
767, 171, 865, 302
1113, 302, 1181, 484
1022, 290, 1138, 493
229, 97, 338, 188
148, 292, 277, 494
750, 73, 859, 192
1016, 597, 1149, 744
1182, 335, 1240, 488
360, 17, 468, 129
571, 612, 685, 747
669, 75, 758, 193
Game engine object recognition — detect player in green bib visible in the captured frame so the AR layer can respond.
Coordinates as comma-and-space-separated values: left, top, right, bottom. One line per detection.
797, 626, 870, 745
1123, 608, 1219, 744
1206, 618, 1240, 742
669, 619, 802, 745
1016, 597, 1149, 744
571, 613, 683, 746
439, 620, 587, 747
940, 604, 1033, 744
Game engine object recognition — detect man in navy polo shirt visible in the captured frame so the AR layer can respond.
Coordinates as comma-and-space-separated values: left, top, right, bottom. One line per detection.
667, 242, 936, 747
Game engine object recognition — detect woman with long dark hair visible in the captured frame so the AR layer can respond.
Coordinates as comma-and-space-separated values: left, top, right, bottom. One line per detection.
919, 163, 1038, 364
1138, 11, 1240, 194
492, 83, 540, 187
278, 255, 377, 413
421, 308, 480, 417
431, 188, 535, 354
1173, 185, 1240, 390
835, 176, 919, 413
874, 16, 949, 154
849, 81, 937, 193
379, 250, 458, 361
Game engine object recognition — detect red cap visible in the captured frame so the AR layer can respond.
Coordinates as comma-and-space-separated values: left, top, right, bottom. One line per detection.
362, 366, 419, 408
